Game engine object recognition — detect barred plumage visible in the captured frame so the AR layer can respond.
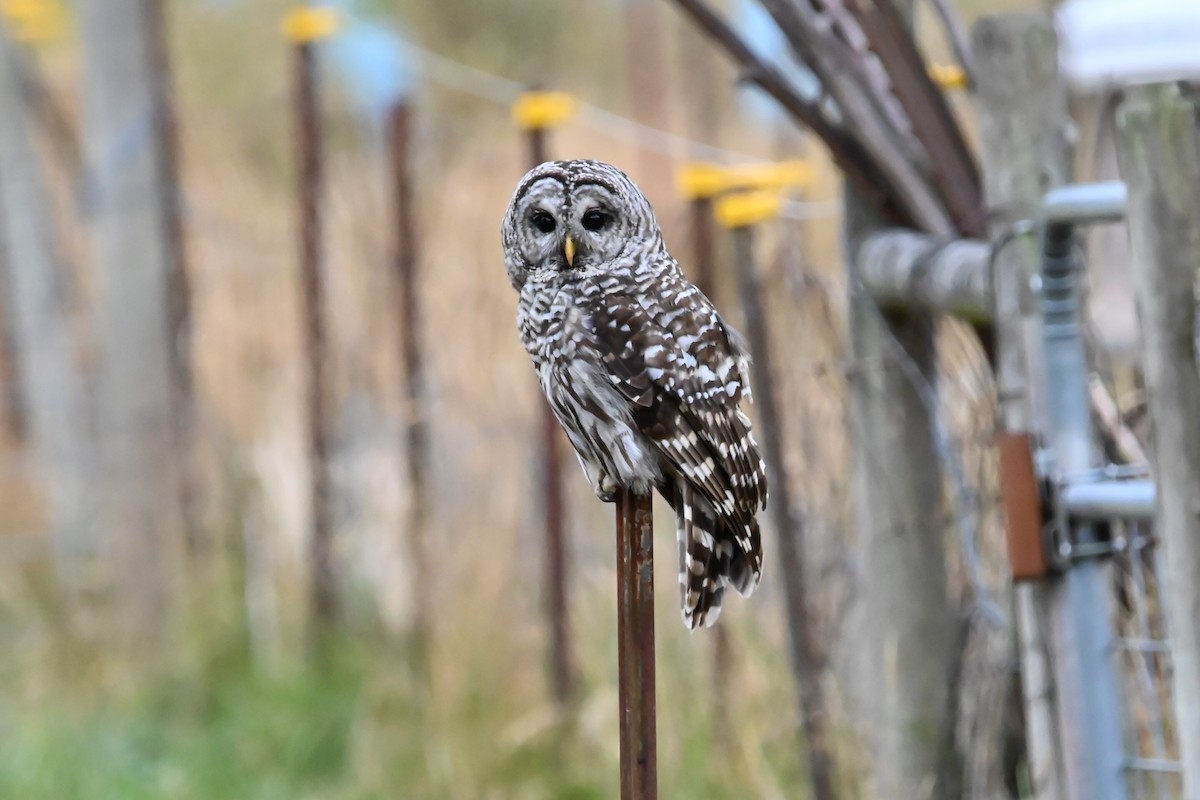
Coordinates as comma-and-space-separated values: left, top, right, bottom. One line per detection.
501, 159, 767, 629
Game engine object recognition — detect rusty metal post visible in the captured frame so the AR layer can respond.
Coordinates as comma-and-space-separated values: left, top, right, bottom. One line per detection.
690, 196, 716, 299
616, 489, 656, 800
520, 103, 575, 706
288, 14, 335, 630
0, 220, 24, 441
721, 194, 836, 800
388, 101, 431, 655
685, 186, 731, 746
145, 0, 198, 549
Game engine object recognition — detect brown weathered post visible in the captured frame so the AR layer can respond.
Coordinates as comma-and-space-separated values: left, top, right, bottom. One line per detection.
718, 190, 836, 800
973, 14, 1071, 798
389, 101, 432, 656
1117, 82, 1200, 795
615, 489, 656, 800
285, 8, 336, 631
513, 90, 578, 706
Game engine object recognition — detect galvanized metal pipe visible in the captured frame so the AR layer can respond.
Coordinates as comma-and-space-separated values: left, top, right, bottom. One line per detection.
1042, 180, 1127, 225
1039, 195, 1127, 800
1061, 480, 1156, 521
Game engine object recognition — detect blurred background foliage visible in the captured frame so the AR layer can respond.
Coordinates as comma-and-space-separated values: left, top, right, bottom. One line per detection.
0, 0, 1041, 796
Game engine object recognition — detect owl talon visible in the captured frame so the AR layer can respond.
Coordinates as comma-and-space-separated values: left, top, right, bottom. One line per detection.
595, 477, 619, 503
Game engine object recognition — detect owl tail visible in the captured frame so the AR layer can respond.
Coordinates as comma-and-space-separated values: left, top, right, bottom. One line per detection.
673, 482, 760, 630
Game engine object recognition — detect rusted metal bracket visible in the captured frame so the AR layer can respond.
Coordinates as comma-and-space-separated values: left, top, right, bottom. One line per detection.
1002, 430, 1154, 580
998, 431, 1051, 581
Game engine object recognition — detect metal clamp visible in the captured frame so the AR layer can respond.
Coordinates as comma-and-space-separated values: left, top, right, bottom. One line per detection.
1039, 456, 1155, 568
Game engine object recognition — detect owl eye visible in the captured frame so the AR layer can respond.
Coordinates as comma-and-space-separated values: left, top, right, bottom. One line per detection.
581, 209, 611, 232
531, 211, 556, 234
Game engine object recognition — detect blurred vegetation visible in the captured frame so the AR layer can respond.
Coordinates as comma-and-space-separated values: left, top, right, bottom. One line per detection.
0, 0, 1047, 795
0, 596, 806, 798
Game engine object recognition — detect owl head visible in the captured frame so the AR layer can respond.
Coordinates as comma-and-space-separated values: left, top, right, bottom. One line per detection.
501, 159, 662, 290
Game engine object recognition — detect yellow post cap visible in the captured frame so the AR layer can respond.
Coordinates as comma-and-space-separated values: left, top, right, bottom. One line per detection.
723, 160, 813, 192
282, 7, 338, 43
715, 190, 782, 229
512, 91, 577, 131
678, 160, 813, 199
928, 63, 968, 90
1, 0, 68, 43
677, 163, 727, 200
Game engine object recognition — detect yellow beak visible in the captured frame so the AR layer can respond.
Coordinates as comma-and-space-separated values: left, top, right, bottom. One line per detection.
564, 235, 576, 267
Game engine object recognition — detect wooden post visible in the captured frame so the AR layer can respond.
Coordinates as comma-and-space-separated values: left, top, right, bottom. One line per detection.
0, 22, 90, 571
857, 230, 991, 319
79, 0, 187, 641
285, 9, 335, 632
516, 91, 577, 706
973, 14, 1071, 799
845, 195, 960, 797
615, 489, 656, 800
723, 201, 836, 800
389, 101, 431, 657
1116, 82, 1200, 794
839, 0, 960, 791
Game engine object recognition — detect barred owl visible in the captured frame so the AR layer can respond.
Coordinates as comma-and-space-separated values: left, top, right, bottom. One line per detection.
501, 159, 766, 629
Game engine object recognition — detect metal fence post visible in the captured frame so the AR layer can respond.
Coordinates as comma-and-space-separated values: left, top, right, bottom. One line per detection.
284, 7, 337, 634
388, 100, 432, 663
615, 488, 656, 800
717, 189, 836, 800
513, 90, 577, 706
1037, 199, 1127, 800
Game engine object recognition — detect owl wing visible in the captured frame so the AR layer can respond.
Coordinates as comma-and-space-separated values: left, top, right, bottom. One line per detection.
586, 276, 767, 521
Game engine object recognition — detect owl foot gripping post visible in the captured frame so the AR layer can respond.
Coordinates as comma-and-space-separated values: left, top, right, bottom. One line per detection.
502, 160, 770, 798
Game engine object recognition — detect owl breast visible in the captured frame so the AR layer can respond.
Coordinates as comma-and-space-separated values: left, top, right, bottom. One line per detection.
518, 275, 662, 498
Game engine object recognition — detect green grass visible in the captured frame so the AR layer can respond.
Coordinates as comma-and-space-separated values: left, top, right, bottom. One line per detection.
0, 608, 802, 799
0, 634, 359, 799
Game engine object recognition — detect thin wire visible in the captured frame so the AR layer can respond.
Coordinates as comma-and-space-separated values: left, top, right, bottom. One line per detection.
410, 42, 756, 164
780, 197, 843, 220
407, 42, 841, 218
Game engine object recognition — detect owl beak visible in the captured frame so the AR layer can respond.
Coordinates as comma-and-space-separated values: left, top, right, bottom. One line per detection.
563, 235, 576, 267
